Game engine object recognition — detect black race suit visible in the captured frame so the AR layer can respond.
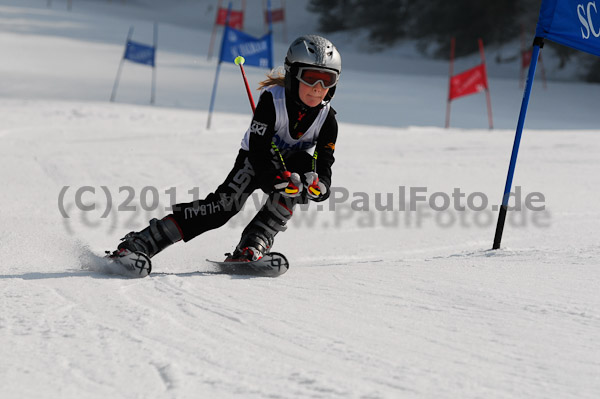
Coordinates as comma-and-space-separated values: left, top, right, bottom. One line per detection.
169, 88, 338, 242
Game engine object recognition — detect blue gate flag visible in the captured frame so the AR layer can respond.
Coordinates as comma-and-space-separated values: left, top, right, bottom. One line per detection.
124, 40, 156, 67
536, 0, 600, 56
219, 25, 273, 68
494, 1, 600, 249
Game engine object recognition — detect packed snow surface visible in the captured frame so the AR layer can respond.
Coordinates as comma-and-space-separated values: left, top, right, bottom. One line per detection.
1, 1, 599, 398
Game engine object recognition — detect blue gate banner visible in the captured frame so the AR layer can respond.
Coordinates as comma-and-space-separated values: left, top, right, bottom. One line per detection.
124, 40, 156, 67
536, 0, 600, 56
219, 26, 273, 68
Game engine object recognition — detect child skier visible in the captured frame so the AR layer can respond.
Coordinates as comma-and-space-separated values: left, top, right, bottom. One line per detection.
108, 35, 341, 274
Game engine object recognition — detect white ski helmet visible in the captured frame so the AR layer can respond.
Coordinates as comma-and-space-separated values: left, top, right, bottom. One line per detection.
284, 35, 342, 103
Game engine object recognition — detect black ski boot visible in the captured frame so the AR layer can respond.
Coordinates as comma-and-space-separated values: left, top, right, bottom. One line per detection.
103, 217, 182, 278
114, 216, 183, 258
226, 196, 297, 262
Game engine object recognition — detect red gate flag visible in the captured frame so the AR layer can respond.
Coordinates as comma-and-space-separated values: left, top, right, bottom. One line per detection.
208, 1, 246, 60
448, 64, 488, 100
265, 8, 285, 23
445, 38, 493, 129
216, 7, 244, 29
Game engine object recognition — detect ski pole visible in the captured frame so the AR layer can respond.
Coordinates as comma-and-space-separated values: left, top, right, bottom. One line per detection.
234, 56, 256, 112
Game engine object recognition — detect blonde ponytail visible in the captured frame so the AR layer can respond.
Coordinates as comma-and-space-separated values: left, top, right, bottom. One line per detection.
257, 66, 286, 90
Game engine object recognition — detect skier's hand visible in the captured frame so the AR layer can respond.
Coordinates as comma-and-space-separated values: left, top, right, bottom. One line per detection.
274, 171, 303, 198
304, 172, 327, 201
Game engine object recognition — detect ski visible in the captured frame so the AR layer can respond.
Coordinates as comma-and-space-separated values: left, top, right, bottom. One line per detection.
87, 250, 287, 278
104, 249, 152, 278
206, 252, 289, 277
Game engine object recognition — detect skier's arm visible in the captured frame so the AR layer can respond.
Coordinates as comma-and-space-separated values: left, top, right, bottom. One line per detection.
313, 109, 338, 200
246, 91, 282, 187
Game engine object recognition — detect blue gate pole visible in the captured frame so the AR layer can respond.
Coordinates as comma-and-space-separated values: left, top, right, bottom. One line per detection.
206, 61, 223, 130
206, 3, 232, 130
110, 26, 134, 103
151, 22, 158, 105
492, 37, 543, 249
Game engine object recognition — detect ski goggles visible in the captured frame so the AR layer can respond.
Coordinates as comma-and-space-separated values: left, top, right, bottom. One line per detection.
296, 67, 339, 89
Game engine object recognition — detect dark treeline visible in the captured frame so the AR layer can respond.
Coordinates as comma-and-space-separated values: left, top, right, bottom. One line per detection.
308, 0, 600, 81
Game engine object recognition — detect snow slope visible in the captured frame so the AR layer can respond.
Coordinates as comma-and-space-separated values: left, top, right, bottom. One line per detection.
1, 1, 600, 398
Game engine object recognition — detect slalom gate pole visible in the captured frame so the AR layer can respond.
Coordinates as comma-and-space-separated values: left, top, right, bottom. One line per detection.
206, 61, 222, 130
110, 26, 134, 102
520, 25, 526, 88
206, 3, 232, 130
151, 22, 158, 105
207, 0, 223, 60
492, 37, 543, 250
282, 0, 287, 42
234, 56, 256, 112
478, 38, 493, 130
445, 37, 455, 129
266, 0, 273, 34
